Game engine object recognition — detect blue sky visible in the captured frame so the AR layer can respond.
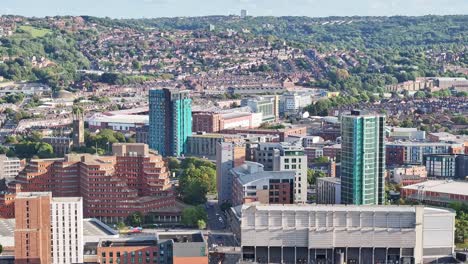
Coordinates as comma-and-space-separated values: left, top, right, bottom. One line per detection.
1, 0, 467, 18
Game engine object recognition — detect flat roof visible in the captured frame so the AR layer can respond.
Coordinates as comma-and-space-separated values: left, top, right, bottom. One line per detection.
0, 218, 117, 239
52, 197, 82, 203
243, 203, 422, 213
99, 236, 158, 247
237, 171, 295, 185
317, 177, 341, 184
16, 192, 51, 198
83, 219, 118, 236
0, 218, 15, 237
88, 114, 149, 124
403, 180, 468, 196
157, 232, 204, 243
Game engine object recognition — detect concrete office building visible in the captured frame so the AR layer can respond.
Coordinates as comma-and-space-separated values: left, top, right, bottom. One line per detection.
387, 127, 426, 141
316, 177, 341, 204
14, 192, 84, 264
149, 88, 192, 157
0, 155, 21, 181
253, 142, 308, 203
341, 110, 385, 205
280, 92, 313, 115
216, 142, 246, 203
424, 154, 468, 179
231, 162, 295, 206
239, 203, 455, 264
243, 96, 279, 123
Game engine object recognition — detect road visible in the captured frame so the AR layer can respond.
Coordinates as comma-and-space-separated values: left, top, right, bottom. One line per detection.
206, 200, 241, 264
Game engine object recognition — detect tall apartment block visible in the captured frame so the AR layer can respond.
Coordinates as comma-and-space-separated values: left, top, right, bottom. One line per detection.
4, 144, 174, 223
149, 88, 192, 157
216, 142, 246, 203
340, 110, 385, 205
253, 142, 308, 203
14, 192, 83, 264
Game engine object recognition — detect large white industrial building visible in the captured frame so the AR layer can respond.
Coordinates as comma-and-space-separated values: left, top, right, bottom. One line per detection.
239, 204, 455, 264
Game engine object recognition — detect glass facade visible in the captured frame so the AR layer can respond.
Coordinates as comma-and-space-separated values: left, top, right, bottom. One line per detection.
341, 113, 385, 205
149, 89, 192, 157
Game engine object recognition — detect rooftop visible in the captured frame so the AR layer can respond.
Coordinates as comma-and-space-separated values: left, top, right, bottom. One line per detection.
16, 192, 51, 199
83, 218, 119, 237
236, 171, 295, 186
317, 177, 341, 184
99, 236, 158, 247
243, 203, 423, 213
88, 114, 149, 124
52, 197, 82, 203
0, 218, 15, 238
403, 180, 468, 196
157, 231, 204, 243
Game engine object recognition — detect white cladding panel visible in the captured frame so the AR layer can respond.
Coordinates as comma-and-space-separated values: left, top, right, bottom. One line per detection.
309, 230, 334, 248
423, 213, 455, 249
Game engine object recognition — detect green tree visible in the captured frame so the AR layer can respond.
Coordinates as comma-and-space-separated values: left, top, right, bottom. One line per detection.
313, 156, 330, 163
181, 205, 208, 227
307, 169, 326, 185
179, 165, 216, 205
197, 219, 207, 230
167, 157, 181, 172
125, 212, 143, 227
116, 222, 126, 230
36, 142, 54, 158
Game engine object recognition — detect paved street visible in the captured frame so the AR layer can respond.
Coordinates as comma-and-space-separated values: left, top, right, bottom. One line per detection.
206, 200, 241, 264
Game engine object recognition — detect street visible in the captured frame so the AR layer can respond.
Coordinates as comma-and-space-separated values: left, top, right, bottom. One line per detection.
206, 200, 241, 264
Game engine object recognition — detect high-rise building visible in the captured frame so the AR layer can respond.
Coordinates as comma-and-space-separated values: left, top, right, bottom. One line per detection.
216, 142, 246, 203
253, 142, 308, 203
14, 192, 84, 264
14, 192, 52, 264
149, 89, 192, 157
340, 110, 385, 205
50, 197, 84, 264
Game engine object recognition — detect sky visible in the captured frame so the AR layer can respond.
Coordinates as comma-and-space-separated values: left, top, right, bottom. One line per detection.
0, 0, 467, 18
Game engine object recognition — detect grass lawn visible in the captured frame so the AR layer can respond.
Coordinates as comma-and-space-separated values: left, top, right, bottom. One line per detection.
18, 25, 51, 38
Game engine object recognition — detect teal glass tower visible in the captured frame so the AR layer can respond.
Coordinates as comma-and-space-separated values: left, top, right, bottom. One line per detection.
341, 110, 385, 205
149, 88, 192, 157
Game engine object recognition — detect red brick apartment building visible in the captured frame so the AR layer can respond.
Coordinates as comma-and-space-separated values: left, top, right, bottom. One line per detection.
14, 193, 52, 264
1, 144, 175, 223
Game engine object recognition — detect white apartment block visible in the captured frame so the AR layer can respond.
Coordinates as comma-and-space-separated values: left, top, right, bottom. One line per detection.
51, 197, 84, 264
0, 154, 21, 181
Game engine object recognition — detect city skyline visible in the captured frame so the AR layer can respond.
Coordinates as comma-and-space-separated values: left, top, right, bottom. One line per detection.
1, 0, 467, 18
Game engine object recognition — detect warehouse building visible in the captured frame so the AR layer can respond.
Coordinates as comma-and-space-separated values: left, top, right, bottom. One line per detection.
239, 203, 455, 264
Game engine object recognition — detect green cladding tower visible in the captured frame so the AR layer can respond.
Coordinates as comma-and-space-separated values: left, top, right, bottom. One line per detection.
149, 88, 192, 157
341, 110, 385, 205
